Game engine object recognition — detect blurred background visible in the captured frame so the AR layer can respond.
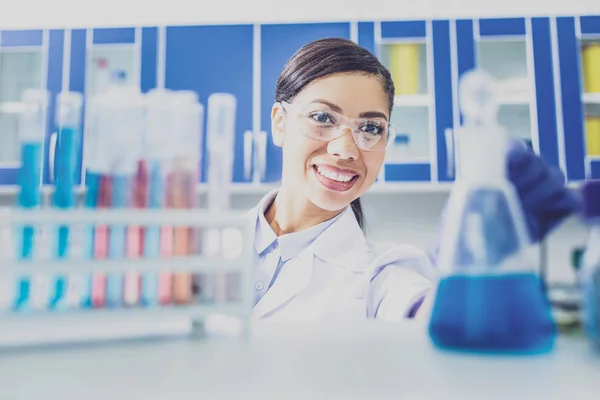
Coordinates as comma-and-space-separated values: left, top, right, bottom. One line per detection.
0, 0, 599, 288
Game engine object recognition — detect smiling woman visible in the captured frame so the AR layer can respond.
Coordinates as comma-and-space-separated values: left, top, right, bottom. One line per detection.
245, 37, 579, 323
270, 38, 397, 232
248, 38, 436, 322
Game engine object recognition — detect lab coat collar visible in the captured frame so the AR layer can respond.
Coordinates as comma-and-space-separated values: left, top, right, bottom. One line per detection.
254, 189, 278, 255
254, 189, 344, 262
250, 188, 369, 272
250, 189, 370, 318
310, 205, 369, 272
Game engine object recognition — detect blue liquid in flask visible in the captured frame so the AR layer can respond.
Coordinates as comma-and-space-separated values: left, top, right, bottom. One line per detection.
429, 273, 556, 354
428, 188, 557, 355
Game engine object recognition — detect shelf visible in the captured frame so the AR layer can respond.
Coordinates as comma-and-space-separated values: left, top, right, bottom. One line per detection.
0, 182, 455, 198
2, 179, 586, 198
393, 94, 430, 107
583, 92, 600, 104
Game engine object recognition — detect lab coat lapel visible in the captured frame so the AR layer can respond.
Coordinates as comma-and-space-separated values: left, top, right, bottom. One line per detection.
311, 207, 369, 272
252, 249, 315, 318
247, 198, 315, 318
252, 206, 369, 318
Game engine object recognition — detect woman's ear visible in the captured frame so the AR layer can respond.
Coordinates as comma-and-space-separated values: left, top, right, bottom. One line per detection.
271, 103, 285, 148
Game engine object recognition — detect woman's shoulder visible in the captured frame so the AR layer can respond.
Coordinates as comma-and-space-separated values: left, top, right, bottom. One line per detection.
365, 239, 437, 282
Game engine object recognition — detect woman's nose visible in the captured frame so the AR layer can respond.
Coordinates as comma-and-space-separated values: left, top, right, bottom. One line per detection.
327, 128, 360, 160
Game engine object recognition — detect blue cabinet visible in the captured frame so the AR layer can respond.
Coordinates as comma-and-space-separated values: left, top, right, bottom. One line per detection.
2, 15, 597, 189
455, 17, 562, 172
260, 22, 351, 183
0, 29, 63, 186
165, 25, 254, 183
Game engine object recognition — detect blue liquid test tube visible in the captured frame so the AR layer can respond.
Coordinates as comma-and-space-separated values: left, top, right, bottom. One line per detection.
141, 160, 164, 306
14, 89, 49, 311
140, 90, 171, 306
50, 91, 84, 309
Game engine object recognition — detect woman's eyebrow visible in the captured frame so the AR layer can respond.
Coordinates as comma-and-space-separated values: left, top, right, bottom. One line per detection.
310, 99, 388, 121
310, 99, 343, 113
359, 111, 388, 121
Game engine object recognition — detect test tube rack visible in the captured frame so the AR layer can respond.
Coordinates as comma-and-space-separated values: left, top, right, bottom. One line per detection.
0, 208, 254, 349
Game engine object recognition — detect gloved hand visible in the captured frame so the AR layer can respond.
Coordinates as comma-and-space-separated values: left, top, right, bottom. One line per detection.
507, 139, 583, 242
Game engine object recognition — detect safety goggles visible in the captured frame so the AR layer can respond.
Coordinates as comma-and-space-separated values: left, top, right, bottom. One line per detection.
281, 101, 397, 152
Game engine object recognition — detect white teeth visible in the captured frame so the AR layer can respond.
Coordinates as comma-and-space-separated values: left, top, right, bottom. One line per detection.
316, 166, 354, 183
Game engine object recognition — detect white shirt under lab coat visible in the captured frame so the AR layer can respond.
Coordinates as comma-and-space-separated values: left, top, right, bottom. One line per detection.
248, 190, 436, 321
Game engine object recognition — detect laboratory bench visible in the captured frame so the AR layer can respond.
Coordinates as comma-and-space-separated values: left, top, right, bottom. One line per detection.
1, 321, 599, 400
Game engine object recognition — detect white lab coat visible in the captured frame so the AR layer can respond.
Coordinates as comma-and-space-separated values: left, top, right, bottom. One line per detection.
247, 191, 437, 321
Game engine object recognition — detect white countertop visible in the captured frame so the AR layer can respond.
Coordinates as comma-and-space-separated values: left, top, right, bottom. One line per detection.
1, 321, 599, 400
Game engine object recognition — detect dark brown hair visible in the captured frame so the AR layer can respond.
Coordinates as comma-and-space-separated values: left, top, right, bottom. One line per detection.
275, 37, 395, 232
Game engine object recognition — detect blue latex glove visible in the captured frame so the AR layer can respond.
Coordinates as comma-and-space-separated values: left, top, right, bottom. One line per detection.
506, 140, 583, 242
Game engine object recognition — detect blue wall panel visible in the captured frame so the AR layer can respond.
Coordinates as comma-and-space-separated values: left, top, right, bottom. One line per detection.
43, 30, 65, 185
557, 17, 586, 181
531, 17, 560, 168
432, 20, 454, 182
381, 21, 426, 39
358, 22, 375, 55
479, 18, 526, 36
69, 29, 87, 185
456, 19, 476, 124
580, 16, 600, 35
165, 25, 254, 183
93, 28, 136, 44
0, 30, 44, 47
140, 27, 158, 93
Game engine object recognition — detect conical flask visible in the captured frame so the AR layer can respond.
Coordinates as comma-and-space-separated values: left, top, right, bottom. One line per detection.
428, 69, 556, 354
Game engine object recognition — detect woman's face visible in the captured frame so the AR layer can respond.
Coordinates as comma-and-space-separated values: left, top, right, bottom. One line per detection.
271, 72, 389, 212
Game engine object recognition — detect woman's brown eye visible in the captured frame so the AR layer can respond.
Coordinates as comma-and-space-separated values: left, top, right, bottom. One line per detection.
361, 122, 383, 135
310, 112, 335, 124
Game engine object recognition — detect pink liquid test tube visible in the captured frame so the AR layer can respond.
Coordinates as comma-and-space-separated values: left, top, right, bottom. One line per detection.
123, 160, 148, 306
91, 175, 111, 308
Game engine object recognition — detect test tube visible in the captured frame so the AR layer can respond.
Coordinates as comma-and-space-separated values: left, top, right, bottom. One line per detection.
169, 91, 203, 305
14, 89, 49, 310
141, 89, 173, 306
205, 93, 237, 303
107, 87, 145, 308
51, 91, 84, 309
89, 92, 116, 308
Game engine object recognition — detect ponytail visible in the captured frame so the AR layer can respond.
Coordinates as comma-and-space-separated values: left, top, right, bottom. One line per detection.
350, 197, 366, 232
